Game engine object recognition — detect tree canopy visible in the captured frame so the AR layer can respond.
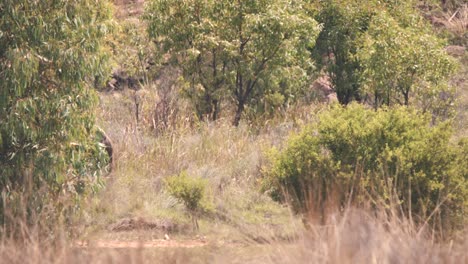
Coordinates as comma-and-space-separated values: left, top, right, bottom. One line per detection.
145, 0, 320, 125
0, 0, 112, 227
358, 9, 456, 110
311, 0, 456, 115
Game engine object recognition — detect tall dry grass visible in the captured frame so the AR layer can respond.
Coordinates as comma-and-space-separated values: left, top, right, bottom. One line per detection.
2, 68, 466, 263
442, 4, 467, 37
85, 86, 311, 243
266, 209, 467, 264
1, 205, 466, 263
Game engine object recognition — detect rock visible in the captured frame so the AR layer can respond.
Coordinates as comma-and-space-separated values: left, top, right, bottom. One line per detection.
445, 45, 466, 57
312, 75, 334, 96
428, 16, 446, 28
326, 93, 339, 104
311, 74, 338, 104
158, 219, 177, 232
107, 77, 118, 91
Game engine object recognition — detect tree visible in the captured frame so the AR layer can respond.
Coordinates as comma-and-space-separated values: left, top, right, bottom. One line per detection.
145, 0, 320, 126
145, 0, 231, 121
311, 0, 372, 104
357, 11, 456, 110
309, 0, 456, 116
0, 0, 112, 230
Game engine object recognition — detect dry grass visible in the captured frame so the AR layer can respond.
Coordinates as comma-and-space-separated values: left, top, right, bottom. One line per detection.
2, 74, 465, 262
112, 0, 146, 20
78, 86, 468, 262
1, 206, 466, 263
85, 86, 307, 243
1, 1, 466, 262
442, 5, 468, 39
1, 86, 466, 263
427, 4, 468, 47
266, 209, 468, 264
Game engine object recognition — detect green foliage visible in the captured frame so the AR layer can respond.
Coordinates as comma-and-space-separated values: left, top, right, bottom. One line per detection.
310, 0, 457, 118
0, 0, 112, 229
311, 0, 371, 104
144, 0, 457, 125
165, 171, 210, 230
145, 0, 226, 121
263, 104, 467, 232
145, 0, 320, 125
165, 171, 208, 213
358, 10, 457, 110
107, 15, 154, 87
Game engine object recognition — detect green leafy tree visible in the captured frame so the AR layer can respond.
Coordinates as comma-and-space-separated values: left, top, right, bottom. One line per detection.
309, 0, 456, 117
263, 104, 467, 233
0, 0, 112, 229
358, 11, 456, 110
145, 0, 320, 126
310, 0, 372, 104
145, 0, 231, 121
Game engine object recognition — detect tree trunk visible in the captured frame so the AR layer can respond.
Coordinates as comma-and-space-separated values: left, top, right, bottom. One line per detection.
233, 100, 245, 127
403, 88, 410, 106
212, 99, 219, 121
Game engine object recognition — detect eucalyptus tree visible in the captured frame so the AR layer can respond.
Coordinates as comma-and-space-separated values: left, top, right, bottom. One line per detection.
0, 0, 112, 227
146, 0, 320, 126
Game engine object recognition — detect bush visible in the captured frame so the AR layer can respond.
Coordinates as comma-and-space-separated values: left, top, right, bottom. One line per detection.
263, 104, 467, 233
164, 171, 209, 230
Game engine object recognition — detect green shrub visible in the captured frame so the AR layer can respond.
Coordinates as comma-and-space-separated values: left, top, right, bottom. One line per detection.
164, 171, 209, 230
263, 103, 467, 233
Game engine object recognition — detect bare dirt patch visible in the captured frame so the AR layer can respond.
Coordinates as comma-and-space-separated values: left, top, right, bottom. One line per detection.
112, 0, 145, 19
108, 217, 182, 232
76, 239, 207, 249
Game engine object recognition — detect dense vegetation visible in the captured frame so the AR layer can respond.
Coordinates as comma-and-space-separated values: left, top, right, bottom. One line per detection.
0, 0, 112, 232
311, 0, 457, 112
145, 0, 320, 125
263, 104, 467, 233
142, 0, 466, 235
0, 0, 466, 261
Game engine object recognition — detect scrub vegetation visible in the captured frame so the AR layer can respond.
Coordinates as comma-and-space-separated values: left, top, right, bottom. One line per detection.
0, 0, 466, 263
